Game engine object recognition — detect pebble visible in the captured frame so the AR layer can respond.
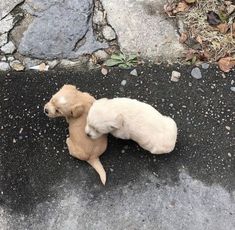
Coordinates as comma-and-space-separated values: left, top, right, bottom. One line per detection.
121, 80, 127, 86
171, 70, 181, 82
101, 67, 108, 75
94, 50, 109, 62
201, 63, 209, 69
47, 60, 59, 69
102, 25, 116, 41
228, 153, 231, 157
10, 60, 25, 71
110, 168, 114, 172
225, 126, 231, 131
1, 41, 16, 54
0, 62, 10, 71
130, 69, 138, 76
230, 87, 235, 92
93, 9, 105, 25
0, 33, 8, 47
191, 67, 202, 79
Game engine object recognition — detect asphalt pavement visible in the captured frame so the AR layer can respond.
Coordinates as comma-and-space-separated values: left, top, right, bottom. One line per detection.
0, 65, 234, 230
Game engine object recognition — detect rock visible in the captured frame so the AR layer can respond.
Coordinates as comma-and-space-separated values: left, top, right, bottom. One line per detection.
93, 9, 105, 25
121, 80, 127, 86
101, 67, 108, 75
201, 63, 209, 69
1, 56, 7, 61
0, 14, 15, 34
100, 0, 184, 61
130, 69, 138, 76
10, 60, 24, 71
0, 62, 10, 71
1, 41, 16, 54
19, 0, 108, 59
60, 57, 89, 68
225, 126, 231, 131
231, 87, 235, 92
94, 50, 109, 62
102, 25, 116, 41
171, 70, 181, 82
7, 56, 14, 61
191, 67, 202, 79
23, 57, 42, 69
0, 0, 24, 20
47, 60, 59, 69
0, 34, 8, 47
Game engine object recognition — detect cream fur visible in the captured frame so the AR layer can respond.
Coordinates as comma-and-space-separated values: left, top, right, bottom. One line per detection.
85, 98, 177, 154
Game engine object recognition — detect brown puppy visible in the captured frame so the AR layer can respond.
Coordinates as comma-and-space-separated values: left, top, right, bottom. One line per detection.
44, 85, 107, 185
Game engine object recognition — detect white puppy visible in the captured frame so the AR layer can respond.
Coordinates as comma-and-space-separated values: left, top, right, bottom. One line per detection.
85, 98, 177, 154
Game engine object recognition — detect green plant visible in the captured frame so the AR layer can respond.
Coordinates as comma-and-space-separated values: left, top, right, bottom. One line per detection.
104, 52, 138, 68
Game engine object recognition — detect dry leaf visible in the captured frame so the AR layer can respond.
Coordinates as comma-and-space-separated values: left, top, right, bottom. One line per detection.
217, 23, 229, 33
164, 3, 176, 17
176, 2, 189, 12
101, 67, 108, 75
207, 11, 221, 25
185, 49, 196, 61
179, 32, 188, 43
218, 57, 235, 72
196, 35, 203, 45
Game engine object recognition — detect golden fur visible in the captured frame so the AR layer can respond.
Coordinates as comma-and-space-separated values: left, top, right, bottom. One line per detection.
44, 85, 107, 185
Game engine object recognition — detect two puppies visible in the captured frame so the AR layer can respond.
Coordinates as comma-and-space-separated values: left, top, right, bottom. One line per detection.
44, 85, 177, 184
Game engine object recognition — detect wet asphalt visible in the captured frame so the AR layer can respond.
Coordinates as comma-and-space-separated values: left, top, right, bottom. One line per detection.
0, 65, 234, 230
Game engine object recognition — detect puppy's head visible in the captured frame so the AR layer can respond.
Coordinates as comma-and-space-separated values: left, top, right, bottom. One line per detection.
44, 84, 84, 119
85, 99, 122, 139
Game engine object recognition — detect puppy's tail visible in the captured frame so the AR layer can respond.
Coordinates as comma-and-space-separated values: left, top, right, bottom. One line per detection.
87, 158, 106, 185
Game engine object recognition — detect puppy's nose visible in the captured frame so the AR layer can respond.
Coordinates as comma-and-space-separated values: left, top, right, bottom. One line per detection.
44, 108, 49, 115
86, 133, 91, 138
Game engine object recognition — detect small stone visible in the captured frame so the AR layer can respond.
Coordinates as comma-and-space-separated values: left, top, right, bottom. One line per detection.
60, 57, 89, 68
0, 62, 10, 71
231, 80, 234, 85
93, 9, 105, 25
101, 67, 108, 75
1, 41, 16, 54
225, 126, 231, 131
13, 138, 16, 143
191, 67, 202, 79
121, 80, 127, 86
201, 63, 209, 69
94, 50, 109, 62
130, 69, 138, 76
171, 70, 181, 82
102, 25, 116, 41
222, 73, 226, 78
47, 60, 59, 69
110, 168, 114, 172
228, 153, 231, 157
0, 33, 8, 47
231, 87, 235, 92
1, 56, 7, 61
7, 56, 14, 61
10, 60, 25, 71
0, 14, 15, 34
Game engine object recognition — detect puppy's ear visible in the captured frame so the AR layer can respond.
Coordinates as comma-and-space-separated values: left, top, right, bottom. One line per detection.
71, 104, 84, 118
110, 114, 123, 130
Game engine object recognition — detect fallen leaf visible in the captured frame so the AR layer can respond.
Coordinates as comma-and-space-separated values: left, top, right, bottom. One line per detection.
176, 2, 189, 12
196, 35, 203, 45
218, 57, 235, 72
164, 3, 176, 17
207, 11, 221, 25
101, 67, 108, 75
217, 23, 229, 33
184, 49, 196, 61
179, 32, 188, 43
